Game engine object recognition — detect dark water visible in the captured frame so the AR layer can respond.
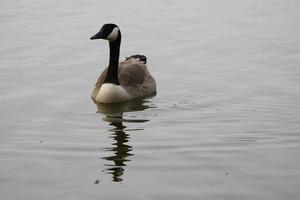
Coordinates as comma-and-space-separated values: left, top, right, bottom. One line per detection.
1, 0, 300, 199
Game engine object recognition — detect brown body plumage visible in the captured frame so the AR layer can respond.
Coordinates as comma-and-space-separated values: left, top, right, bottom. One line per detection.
91, 58, 156, 103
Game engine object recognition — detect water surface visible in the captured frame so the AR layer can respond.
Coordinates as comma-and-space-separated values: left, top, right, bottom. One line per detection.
1, 0, 300, 199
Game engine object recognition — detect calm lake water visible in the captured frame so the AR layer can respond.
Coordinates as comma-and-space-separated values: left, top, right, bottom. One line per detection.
1, 0, 300, 199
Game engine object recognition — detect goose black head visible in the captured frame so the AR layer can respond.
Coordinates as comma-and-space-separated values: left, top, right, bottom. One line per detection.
90, 24, 120, 42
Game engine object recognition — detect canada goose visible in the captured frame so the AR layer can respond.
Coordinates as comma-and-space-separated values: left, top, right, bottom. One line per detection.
90, 24, 156, 104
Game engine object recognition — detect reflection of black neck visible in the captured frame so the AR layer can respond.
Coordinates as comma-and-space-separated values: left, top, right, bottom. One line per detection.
105, 31, 121, 85
103, 118, 133, 182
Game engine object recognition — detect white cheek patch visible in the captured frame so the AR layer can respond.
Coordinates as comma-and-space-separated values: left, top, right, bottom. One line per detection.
106, 27, 119, 42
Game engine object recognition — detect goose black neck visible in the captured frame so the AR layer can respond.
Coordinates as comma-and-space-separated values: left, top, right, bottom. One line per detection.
105, 31, 121, 85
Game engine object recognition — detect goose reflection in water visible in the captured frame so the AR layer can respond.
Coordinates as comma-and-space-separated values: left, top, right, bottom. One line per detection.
103, 118, 132, 182
96, 98, 153, 182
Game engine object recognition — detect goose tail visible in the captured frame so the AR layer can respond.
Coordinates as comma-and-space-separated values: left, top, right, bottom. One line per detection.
125, 54, 147, 64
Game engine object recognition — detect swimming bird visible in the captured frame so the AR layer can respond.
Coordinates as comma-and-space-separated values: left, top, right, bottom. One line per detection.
90, 24, 156, 103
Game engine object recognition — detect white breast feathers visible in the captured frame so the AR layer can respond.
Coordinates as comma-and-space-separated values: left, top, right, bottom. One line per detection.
95, 83, 131, 103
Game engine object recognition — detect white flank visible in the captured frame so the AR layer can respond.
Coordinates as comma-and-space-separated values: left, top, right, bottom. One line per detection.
95, 83, 130, 103
106, 27, 119, 42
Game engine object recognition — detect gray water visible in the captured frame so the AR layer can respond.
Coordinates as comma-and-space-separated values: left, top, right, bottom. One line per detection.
1, 0, 300, 199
